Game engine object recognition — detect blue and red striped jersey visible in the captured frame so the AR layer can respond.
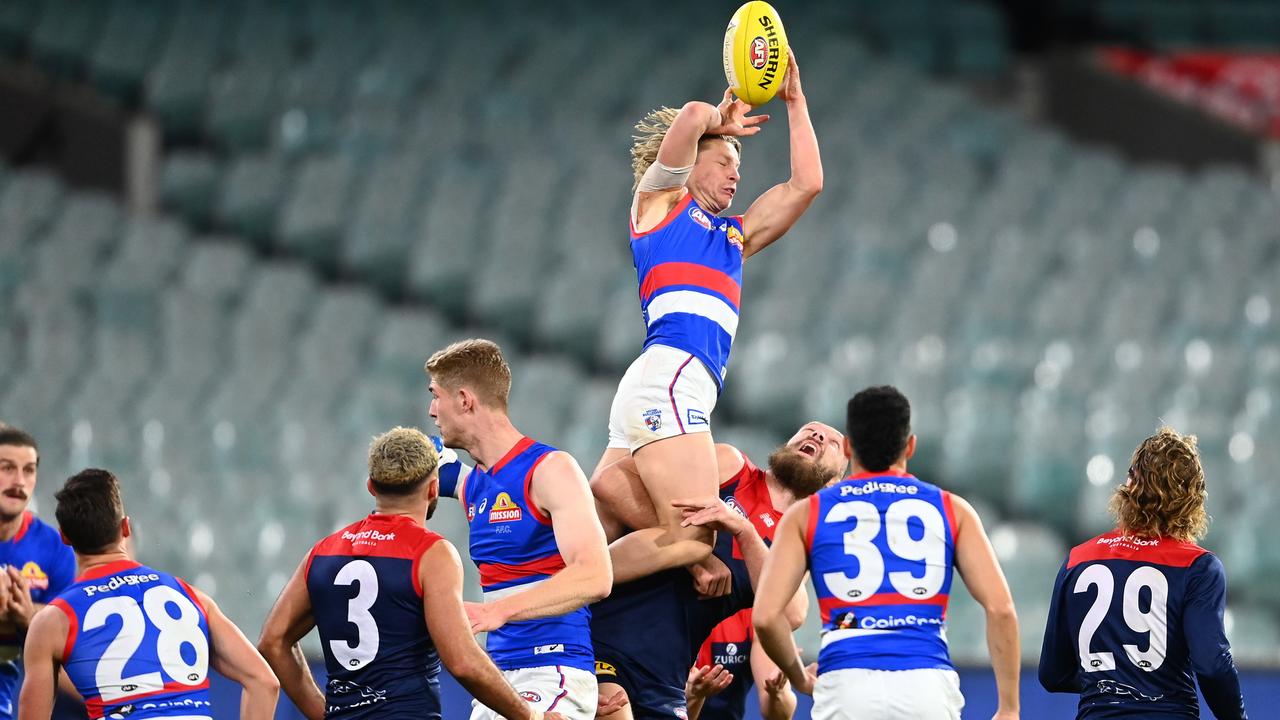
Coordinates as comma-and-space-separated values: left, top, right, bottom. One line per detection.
306, 513, 445, 719
807, 472, 958, 674
462, 437, 593, 672
0, 511, 75, 715
50, 560, 212, 720
1039, 530, 1248, 719
630, 193, 745, 390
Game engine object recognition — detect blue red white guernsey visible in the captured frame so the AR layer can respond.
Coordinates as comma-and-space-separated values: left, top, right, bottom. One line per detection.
306, 513, 445, 719
807, 472, 958, 674
49, 560, 212, 720
462, 437, 594, 673
696, 457, 782, 720
1039, 530, 1248, 719
631, 193, 745, 390
0, 511, 75, 717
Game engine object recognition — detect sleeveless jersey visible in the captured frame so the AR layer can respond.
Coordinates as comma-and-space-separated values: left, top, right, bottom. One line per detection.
590, 475, 755, 719
49, 560, 212, 720
462, 437, 593, 672
697, 457, 782, 720
807, 472, 958, 673
630, 193, 745, 390
306, 514, 445, 719
1039, 530, 1247, 719
0, 511, 75, 717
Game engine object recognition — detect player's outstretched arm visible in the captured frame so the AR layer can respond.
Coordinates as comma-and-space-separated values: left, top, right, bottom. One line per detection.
753, 500, 817, 695
17, 606, 66, 720
421, 540, 542, 720
1183, 553, 1248, 719
258, 555, 325, 720
468, 452, 612, 632
952, 494, 1020, 720
1037, 562, 1080, 694
193, 586, 280, 720
741, 51, 822, 259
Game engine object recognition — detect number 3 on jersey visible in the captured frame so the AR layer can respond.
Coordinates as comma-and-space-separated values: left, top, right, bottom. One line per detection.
331, 559, 380, 669
1075, 564, 1168, 672
822, 499, 948, 602
84, 586, 208, 702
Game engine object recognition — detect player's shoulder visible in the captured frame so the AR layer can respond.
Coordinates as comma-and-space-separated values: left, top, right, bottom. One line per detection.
1066, 529, 1209, 570
23, 512, 65, 544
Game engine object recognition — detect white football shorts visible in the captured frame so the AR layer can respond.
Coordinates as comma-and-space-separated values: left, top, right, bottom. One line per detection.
607, 344, 718, 452
468, 665, 597, 720
812, 667, 964, 720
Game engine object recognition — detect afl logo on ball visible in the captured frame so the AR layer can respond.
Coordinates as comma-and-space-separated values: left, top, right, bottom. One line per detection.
750, 37, 768, 70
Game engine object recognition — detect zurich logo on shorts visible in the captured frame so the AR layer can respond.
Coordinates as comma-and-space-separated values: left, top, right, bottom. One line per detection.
643, 408, 662, 432
687, 409, 707, 426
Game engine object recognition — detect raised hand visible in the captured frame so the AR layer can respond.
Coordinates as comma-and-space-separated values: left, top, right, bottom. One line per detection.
776, 50, 803, 104
6, 566, 34, 628
710, 88, 770, 136
685, 664, 734, 702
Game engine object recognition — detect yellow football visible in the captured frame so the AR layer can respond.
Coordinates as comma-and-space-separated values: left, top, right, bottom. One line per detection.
722, 1, 790, 106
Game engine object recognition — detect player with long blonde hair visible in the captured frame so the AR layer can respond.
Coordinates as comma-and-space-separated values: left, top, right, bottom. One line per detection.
597, 52, 822, 587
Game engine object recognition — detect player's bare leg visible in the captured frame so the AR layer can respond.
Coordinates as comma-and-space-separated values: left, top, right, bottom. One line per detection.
607, 433, 717, 584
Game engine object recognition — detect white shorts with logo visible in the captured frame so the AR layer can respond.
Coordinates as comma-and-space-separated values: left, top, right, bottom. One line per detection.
813, 668, 964, 720
468, 665, 597, 720
607, 344, 719, 452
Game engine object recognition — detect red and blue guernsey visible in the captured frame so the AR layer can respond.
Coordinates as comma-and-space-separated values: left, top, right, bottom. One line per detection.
306, 513, 445, 719
807, 472, 958, 674
460, 437, 594, 673
631, 193, 745, 390
0, 511, 75, 717
1039, 530, 1248, 719
696, 457, 782, 720
49, 560, 212, 720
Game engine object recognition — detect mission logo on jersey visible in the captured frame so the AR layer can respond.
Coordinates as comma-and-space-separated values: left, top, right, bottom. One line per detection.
488, 492, 523, 523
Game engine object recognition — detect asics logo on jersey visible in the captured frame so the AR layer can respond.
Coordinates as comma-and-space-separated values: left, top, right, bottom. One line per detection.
340, 529, 396, 543
82, 573, 161, 597
488, 492, 522, 523
839, 481, 919, 496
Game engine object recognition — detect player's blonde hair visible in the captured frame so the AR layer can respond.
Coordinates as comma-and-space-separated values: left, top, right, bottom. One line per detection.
1109, 426, 1209, 542
424, 338, 512, 411
631, 107, 742, 192
368, 426, 439, 495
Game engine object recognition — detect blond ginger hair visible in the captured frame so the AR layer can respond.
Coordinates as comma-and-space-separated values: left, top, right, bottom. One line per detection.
424, 338, 512, 411
1109, 426, 1209, 542
631, 107, 742, 192
367, 426, 438, 495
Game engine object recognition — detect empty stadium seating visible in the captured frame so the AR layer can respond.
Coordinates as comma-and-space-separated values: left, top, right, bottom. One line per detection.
2, 0, 1278, 665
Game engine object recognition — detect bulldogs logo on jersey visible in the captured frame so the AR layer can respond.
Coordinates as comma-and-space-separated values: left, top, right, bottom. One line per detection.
643, 408, 662, 432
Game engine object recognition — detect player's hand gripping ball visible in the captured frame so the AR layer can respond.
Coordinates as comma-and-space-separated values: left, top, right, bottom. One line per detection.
722, 1, 790, 106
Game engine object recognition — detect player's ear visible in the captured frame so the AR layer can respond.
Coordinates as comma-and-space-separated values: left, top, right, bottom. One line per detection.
841, 436, 853, 460
366, 478, 377, 498
903, 435, 917, 462
425, 472, 439, 504
458, 387, 476, 413
121, 516, 132, 539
